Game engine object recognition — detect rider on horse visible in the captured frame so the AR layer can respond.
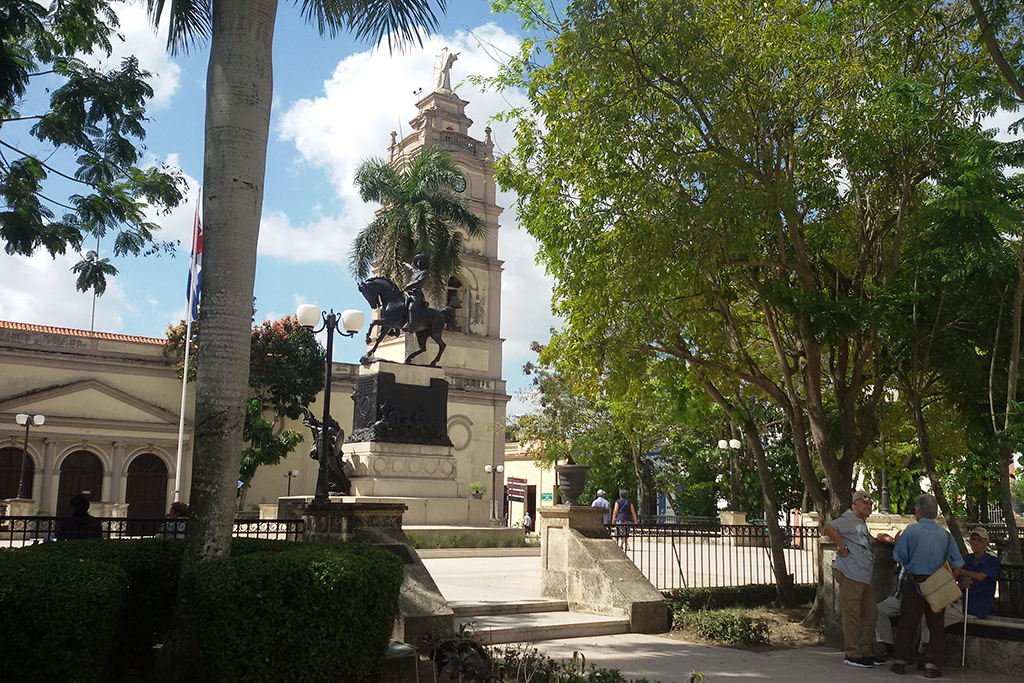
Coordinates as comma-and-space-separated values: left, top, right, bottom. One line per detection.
402, 254, 431, 332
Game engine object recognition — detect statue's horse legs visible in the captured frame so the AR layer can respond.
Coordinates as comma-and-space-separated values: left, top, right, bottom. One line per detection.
404, 330, 428, 364
428, 331, 446, 366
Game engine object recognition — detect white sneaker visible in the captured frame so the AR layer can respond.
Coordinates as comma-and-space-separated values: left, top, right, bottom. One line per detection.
844, 657, 872, 668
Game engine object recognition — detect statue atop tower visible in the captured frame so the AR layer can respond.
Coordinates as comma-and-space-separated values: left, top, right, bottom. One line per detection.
432, 48, 459, 93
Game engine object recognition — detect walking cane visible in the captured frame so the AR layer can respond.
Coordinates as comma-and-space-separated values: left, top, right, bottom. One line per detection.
961, 584, 970, 667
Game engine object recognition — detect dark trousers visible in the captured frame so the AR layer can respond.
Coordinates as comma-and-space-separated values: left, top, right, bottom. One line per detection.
893, 574, 945, 668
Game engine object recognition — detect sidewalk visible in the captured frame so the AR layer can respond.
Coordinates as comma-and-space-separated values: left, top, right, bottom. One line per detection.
421, 552, 1022, 683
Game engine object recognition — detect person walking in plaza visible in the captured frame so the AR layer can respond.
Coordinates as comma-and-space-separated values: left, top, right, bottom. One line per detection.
943, 527, 1000, 626
890, 493, 964, 679
592, 489, 612, 525
825, 489, 894, 668
611, 489, 637, 552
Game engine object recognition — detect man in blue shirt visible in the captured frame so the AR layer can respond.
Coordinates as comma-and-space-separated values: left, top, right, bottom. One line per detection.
890, 494, 964, 679
944, 527, 1001, 626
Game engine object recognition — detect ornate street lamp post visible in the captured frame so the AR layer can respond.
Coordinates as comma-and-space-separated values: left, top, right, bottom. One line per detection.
484, 463, 504, 520
14, 413, 44, 500
285, 469, 299, 496
296, 305, 364, 504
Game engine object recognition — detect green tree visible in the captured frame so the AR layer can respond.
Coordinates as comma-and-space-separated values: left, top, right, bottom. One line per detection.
492, 0, 1004, 522
165, 315, 325, 489
1, 0, 185, 292
351, 145, 483, 302
146, 0, 448, 573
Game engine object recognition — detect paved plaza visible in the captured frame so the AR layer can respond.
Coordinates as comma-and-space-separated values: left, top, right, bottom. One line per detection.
421, 551, 1022, 683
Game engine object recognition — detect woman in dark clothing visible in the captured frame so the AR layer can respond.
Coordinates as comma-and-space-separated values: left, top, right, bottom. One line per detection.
611, 489, 637, 551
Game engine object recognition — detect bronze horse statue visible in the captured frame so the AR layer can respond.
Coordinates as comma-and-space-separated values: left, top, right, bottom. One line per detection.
358, 277, 457, 366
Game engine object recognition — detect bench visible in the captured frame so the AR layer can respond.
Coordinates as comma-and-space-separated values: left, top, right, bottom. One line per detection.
943, 564, 1024, 676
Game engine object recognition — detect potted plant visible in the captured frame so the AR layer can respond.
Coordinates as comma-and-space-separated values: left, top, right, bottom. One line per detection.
468, 482, 485, 499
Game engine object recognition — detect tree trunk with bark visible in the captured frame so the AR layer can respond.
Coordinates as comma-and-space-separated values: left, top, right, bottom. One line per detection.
184, 0, 278, 570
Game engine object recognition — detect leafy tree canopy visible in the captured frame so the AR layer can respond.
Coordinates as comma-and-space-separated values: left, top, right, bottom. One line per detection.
1, 0, 186, 293
491, 0, 1017, 517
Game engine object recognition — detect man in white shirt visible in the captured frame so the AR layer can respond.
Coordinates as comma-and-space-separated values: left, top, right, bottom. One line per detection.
591, 489, 611, 524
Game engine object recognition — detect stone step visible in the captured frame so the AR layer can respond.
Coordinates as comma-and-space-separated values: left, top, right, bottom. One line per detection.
456, 611, 631, 645
450, 599, 568, 617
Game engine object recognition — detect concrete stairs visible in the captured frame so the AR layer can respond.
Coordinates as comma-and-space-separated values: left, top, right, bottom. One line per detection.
451, 599, 631, 645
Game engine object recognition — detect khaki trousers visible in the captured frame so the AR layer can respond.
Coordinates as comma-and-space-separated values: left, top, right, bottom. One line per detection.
837, 570, 878, 659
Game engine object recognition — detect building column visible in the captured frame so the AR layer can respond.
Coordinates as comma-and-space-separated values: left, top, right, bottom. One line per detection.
110, 441, 126, 504
40, 438, 57, 514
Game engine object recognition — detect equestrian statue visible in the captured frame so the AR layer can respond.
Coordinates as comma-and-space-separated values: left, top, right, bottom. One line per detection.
358, 254, 457, 367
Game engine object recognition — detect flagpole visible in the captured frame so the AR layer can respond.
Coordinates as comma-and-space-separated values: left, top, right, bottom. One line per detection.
174, 189, 201, 501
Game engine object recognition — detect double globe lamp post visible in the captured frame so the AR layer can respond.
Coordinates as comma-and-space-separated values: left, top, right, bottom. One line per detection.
296, 305, 364, 504
484, 463, 504, 520
14, 413, 45, 500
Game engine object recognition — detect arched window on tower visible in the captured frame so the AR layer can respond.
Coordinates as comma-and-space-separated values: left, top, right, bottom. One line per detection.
447, 276, 467, 333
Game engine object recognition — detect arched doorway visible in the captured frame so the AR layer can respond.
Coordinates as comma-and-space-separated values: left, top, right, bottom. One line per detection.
125, 453, 168, 519
56, 451, 103, 517
0, 446, 34, 500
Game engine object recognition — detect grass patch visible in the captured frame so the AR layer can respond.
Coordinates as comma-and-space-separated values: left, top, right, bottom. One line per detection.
405, 530, 536, 549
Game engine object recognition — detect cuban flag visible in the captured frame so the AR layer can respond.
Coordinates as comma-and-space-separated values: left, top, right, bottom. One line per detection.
186, 193, 202, 325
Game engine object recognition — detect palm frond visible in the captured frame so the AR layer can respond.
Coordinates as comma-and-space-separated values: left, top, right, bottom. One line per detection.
347, 0, 445, 53
146, 0, 212, 56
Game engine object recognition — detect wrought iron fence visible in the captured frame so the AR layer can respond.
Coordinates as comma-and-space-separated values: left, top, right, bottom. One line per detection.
0, 515, 304, 547
612, 521, 820, 591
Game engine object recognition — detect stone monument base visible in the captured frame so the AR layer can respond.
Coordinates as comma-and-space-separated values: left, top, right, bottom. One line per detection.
279, 494, 489, 527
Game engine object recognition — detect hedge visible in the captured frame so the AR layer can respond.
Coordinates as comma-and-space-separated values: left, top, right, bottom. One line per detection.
11, 539, 404, 682
663, 583, 816, 612
0, 550, 127, 683
21, 537, 184, 658
174, 543, 404, 683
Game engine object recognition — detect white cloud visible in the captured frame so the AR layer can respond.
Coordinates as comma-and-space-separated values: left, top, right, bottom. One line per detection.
0, 252, 130, 332
257, 211, 361, 263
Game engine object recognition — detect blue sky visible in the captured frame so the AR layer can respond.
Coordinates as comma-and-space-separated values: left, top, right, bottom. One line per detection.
0, 1, 558, 412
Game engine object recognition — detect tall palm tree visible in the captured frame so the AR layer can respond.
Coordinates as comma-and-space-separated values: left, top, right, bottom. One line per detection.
351, 145, 484, 303
145, 0, 448, 570
72, 245, 117, 330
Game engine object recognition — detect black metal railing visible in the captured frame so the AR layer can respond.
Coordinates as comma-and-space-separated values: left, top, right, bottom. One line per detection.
609, 522, 819, 591
993, 564, 1024, 619
0, 515, 304, 547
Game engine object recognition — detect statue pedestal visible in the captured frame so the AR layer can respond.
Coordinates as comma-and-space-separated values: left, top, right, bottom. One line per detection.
334, 360, 488, 525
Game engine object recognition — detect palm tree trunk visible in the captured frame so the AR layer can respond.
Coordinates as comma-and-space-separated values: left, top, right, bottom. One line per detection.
182, 0, 278, 572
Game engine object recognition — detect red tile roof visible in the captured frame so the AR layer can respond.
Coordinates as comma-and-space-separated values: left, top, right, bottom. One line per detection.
0, 320, 165, 345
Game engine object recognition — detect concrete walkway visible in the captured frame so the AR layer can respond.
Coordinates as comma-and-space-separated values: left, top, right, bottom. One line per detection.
421, 552, 1023, 683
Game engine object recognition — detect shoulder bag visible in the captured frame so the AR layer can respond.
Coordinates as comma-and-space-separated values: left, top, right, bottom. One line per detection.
915, 531, 961, 613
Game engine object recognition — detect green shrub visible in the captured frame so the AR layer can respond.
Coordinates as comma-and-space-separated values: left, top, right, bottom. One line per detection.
673, 608, 770, 646
663, 583, 815, 612
0, 550, 127, 683
492, 645, 655, 683
175, 543, 404, 683
21, 538, 184, 658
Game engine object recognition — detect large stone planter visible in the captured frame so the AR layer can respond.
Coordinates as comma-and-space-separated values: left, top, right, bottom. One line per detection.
554, 464, 590, 506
